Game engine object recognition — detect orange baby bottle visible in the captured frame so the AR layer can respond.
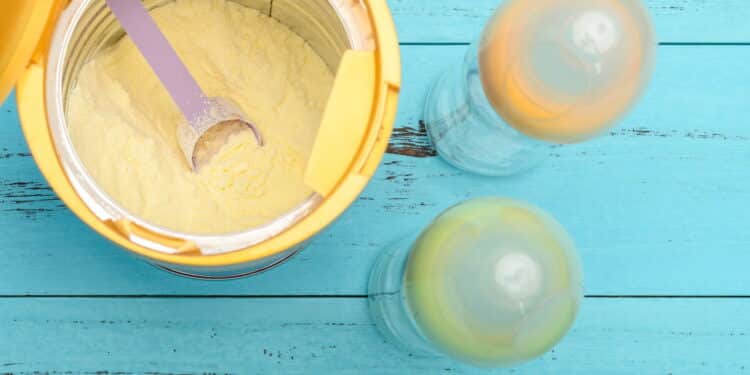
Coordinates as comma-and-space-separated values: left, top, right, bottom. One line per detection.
423, 0, 655, 175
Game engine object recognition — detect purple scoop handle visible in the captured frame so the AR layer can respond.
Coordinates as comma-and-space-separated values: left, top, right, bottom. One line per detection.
106, 0, 208, 124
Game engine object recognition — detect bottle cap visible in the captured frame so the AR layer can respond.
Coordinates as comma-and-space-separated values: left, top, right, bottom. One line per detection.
406, 198, 583, 367
480, 0, 655, 143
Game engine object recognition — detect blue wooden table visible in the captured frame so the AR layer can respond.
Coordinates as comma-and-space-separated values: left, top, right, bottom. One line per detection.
2, 1, 750, 373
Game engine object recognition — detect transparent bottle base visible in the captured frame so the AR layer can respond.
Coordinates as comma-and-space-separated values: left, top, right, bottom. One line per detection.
368, 234, 434, 355
423, 50, 551, 177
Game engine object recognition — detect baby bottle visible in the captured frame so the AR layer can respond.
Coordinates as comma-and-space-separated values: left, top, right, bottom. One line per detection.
368, 198, 583, 367
424, 0, 655, 175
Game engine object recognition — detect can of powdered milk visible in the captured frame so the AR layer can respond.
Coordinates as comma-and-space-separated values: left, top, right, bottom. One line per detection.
0, 0, 400, 279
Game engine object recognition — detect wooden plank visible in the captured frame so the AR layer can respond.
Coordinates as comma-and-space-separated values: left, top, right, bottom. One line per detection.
0, 297, 748, 374
1, 45, 749, 296
389, 0, 750, 43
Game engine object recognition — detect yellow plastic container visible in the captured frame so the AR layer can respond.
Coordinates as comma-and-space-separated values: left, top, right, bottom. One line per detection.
0, 0, 401, 279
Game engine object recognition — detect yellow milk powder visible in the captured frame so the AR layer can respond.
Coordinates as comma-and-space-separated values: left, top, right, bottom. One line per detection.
66, 0, 333, 234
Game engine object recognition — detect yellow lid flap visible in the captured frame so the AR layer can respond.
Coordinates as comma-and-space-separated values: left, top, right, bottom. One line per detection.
305, 50, 376, 197
0, 1, 61, 104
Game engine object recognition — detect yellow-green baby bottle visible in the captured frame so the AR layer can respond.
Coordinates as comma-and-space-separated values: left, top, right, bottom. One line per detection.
368, 197, 583, 368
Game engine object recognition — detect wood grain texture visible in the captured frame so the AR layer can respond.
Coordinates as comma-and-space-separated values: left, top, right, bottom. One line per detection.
1, 45, 750, 296
389, 0, 750, 43
1, 297, 749, 374
1, 3, 749, 374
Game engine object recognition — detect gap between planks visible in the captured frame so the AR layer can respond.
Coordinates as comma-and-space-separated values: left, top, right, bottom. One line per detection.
0, 294, 750, 299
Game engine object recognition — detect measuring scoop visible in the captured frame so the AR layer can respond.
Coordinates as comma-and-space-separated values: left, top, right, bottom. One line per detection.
106, 0, 262, 171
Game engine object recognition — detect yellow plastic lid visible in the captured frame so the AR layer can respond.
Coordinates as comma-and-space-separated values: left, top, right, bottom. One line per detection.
0, 1, 60, 104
